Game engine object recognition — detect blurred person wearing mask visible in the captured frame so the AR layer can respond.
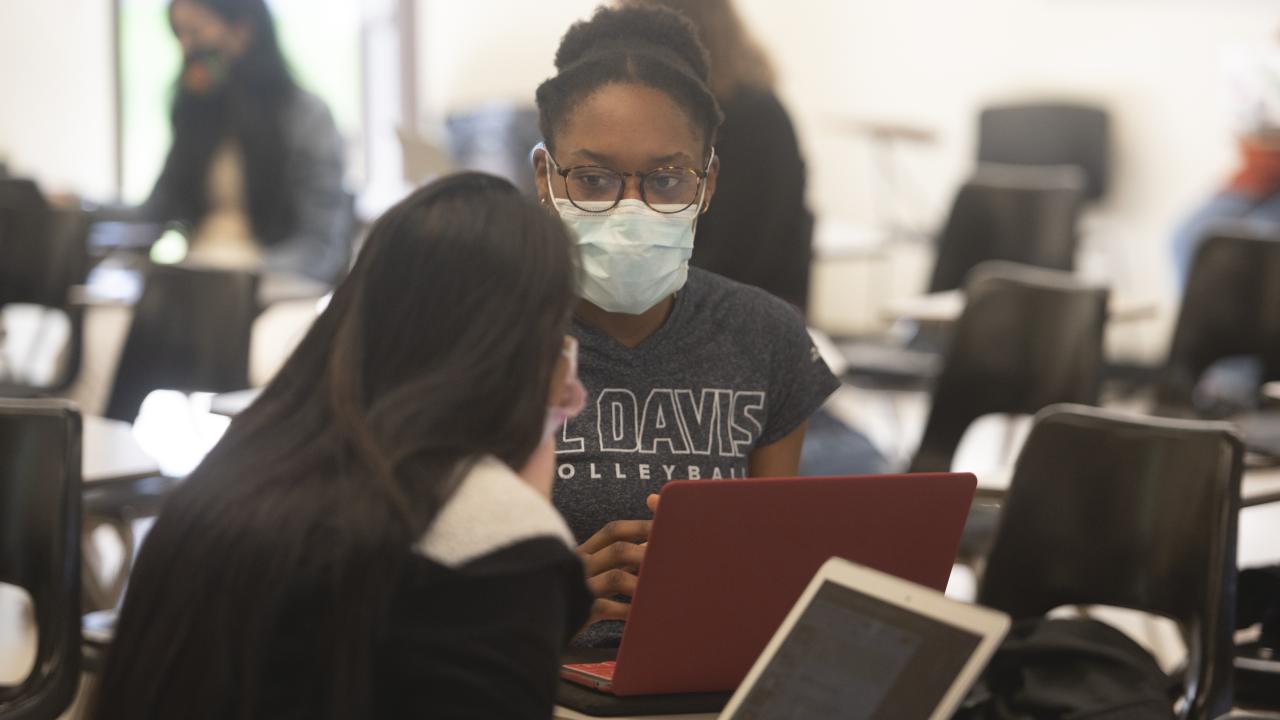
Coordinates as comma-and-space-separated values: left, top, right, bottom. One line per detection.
127, 0, 352, 283
621, 0, 813, 313
1171, 35, 1280, 286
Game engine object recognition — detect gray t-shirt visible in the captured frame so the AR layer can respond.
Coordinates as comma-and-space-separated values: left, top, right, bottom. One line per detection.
553, 269, 840, 644
552, 266, 834, 640
552, 269, 839, 538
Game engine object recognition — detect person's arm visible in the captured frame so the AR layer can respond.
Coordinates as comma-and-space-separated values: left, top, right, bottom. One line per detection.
751, 296, 839, 468
86, 143, 184, 223
264, 93, 352, 283
749, 422, 808, 478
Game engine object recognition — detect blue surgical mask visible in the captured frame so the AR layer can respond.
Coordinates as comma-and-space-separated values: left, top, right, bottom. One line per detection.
537, 144, 712, 315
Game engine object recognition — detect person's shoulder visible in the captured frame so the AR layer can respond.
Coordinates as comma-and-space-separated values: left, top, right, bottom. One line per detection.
724, 85, 787, 114
721, 86, 795, 132
413, 456, 576, 571
287, 88, 330, 116
687, 267, 806, 331
284, 89, 339, 136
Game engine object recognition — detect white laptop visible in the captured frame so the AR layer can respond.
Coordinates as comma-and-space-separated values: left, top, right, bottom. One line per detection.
718, 557, 1010, 720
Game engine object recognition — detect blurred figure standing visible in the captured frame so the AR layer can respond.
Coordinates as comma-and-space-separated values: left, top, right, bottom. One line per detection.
622, 0, 814, 312
131, 0, 353, 283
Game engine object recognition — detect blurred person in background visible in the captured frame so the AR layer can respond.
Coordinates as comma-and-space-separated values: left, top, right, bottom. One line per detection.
621, 0, 813, 313
622, 0, 883, 481
1171, 34, 1280, 286
111, 0, 353, 283
91, 173, 590, 719
1166, 32, 1280, 414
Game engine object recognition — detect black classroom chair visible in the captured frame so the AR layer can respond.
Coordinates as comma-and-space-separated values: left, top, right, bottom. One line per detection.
980, 404, 1243, 720
0, 399, 82, 720
1156, 228, 1280, 418
104, 264, 260, 423
977, 101, 1111, 203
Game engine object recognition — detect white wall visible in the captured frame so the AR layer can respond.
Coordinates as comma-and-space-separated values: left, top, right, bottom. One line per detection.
415, 0, 594, 125
3, 1, 1276, 355
782, 0, 1276, 298
0, 0, 116, 199
415, 0, 1278, 356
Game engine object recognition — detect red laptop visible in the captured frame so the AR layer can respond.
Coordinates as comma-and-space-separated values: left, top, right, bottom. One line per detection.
560, 473, 976, 697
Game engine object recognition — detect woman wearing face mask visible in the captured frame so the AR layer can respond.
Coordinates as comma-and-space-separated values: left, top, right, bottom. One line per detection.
90, 173, 591, 719
532, 5, 840, 646
122, 0, 352, 283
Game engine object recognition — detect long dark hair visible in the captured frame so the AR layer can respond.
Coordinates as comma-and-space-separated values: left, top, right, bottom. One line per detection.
160, 0, 299, 244
91, 173, 579, 719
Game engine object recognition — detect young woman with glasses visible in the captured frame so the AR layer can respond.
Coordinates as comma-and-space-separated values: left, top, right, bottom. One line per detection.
531, 4, 840, 646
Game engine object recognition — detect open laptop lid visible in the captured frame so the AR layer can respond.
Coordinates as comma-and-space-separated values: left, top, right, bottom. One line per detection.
719, 557, 1010, 720
612, 473, 976, 696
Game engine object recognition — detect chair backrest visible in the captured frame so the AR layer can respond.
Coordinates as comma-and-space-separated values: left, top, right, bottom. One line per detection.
0, 180, 47, 212
105, 264, 260, 422
977, 102, 1111, 202
0, 399, 81, 720
928, 164, 1086, 293
979, 404, 1242, 720
910, 262, 1108, 472
0, 208, 89, 309
1158, 228, 1280, 412
0, 207, 91, 392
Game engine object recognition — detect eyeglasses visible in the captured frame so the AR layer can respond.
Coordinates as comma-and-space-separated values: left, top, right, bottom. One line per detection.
546, 153, 711, 214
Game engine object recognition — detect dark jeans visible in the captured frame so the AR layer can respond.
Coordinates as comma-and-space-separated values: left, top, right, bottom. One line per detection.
798, 408, 887, 477
1171, 190, 1280, 287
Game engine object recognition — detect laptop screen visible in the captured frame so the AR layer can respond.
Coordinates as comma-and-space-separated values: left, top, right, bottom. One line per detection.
727, 579, 982, 719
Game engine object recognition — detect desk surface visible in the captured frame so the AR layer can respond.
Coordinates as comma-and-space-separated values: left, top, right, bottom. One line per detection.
976, 463, 1280, 509
1265, 382, 1280, 403
80, 261, 329, 308
209, 387, 262, 417
884, 290, 1158, 325
83, 415, 160, 484
554, 709, 715, 720
1243, 464, 1280, 507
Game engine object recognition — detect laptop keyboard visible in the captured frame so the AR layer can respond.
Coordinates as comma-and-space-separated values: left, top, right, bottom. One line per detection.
563, 661, 617, 680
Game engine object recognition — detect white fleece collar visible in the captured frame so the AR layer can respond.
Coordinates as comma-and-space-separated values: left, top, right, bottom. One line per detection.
414, 456, 575, 568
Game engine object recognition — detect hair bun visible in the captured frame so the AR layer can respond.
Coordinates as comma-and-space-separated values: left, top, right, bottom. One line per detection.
555, 5, 710, 84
